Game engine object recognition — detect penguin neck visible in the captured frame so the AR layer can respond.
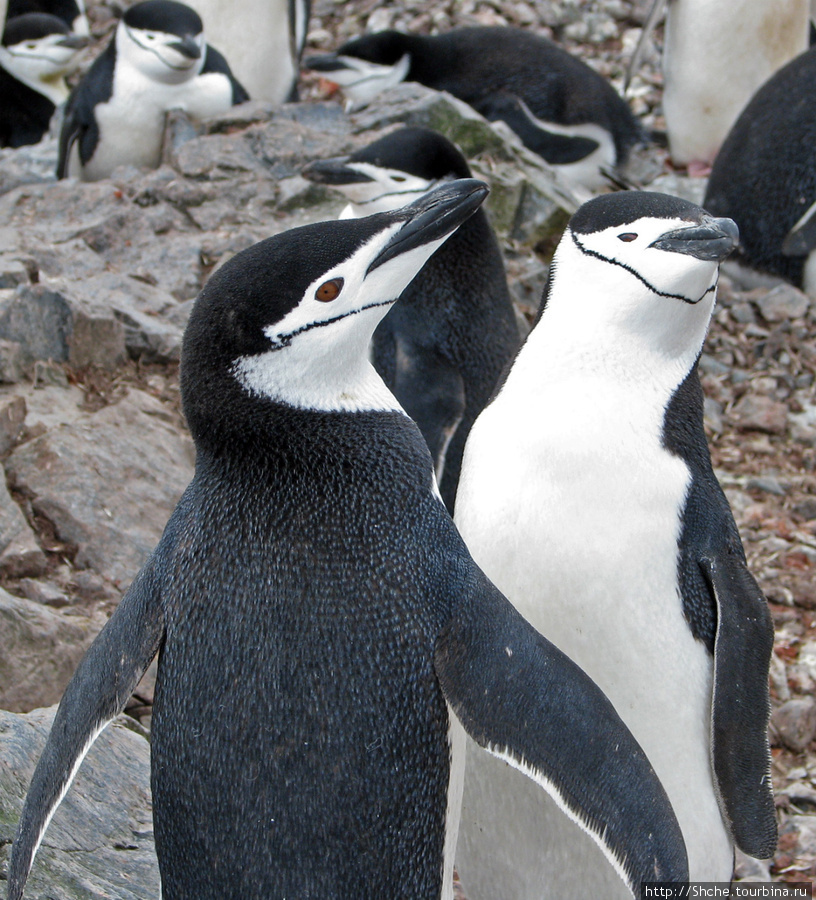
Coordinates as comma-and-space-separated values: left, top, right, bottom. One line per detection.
0, 49, 68, 106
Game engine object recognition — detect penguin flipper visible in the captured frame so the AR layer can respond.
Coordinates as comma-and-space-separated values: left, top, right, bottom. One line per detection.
435, 568, 689, 893
6, 561, 165, 900
782, 198, 816, 257
202, 44, 250, 104
701, 554, 777, 859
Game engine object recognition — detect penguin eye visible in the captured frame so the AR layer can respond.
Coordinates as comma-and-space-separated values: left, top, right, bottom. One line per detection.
26, 42, 38, 50
315, 278, 344, 303
391, 175, 406, 183
618, 232, 638, 242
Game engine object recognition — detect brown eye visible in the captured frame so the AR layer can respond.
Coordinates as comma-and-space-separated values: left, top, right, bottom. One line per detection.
618, 232, 638, 242
315, 278, 343, 302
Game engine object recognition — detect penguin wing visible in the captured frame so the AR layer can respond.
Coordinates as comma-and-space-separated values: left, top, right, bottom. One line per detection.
782, 198, 816, 257
6, 559, 165, 900
434, 565, 689, 892
700, 553, 778, 859
202, 44, 250, 105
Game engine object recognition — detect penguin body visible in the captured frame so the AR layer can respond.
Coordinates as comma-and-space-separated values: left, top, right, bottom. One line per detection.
704, 46, 816, 293
57, 0, 248, 181
184, 0, 310, 102
661, 0, 809, 168
302, 127, 521, 512
306, 27, 643, 191
7, 0, 88, 36
7, 182, 689, 900
0, 12, 87, 148
455, 191, 776, 898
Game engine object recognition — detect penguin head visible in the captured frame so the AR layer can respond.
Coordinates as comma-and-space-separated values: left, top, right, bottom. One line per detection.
119, 0, 206, 84
181, 179, 488, 440
302, 127, 472, 216
7, 0, 90, 36
306, 32, 412, 108
0, 13, 89, 100
545, 191, 738, 359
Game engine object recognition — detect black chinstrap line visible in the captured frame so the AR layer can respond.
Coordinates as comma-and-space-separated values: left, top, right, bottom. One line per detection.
571, 231, 716, 305
267, 298, 396, 350
126, 26, 198, 71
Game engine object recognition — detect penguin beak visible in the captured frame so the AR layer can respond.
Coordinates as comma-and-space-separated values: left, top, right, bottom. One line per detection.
57, 34, 91, 50
302, 158, 374, 185
649, 216, 739, 262
367, 178, 488, 273
168, 34, 202, 60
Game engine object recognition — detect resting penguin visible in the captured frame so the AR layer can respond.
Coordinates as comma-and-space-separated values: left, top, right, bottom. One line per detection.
454, 191, 776, 900
704, 47, 816, 294
302, 127, 521, 513
628, 0, 809, 172
56, 0, 248, 182
0, 13, 88, 148
7, 0, 89, 36
6, 181, 689, 900
305, 26, 644, 192
184, 0, 310, 102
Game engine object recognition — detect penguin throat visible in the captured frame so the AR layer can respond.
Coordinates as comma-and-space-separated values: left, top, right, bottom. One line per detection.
571, 231, 717, 305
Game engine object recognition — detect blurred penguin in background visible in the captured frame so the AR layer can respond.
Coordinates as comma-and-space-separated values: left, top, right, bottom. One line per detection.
7, 0, 89, 35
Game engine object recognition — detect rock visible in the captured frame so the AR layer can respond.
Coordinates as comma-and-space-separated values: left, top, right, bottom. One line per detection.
732, 394, 789, 435
6, 389, 194, 587
0, 475, 47, 578
753, 284, 810, 323
0, 286, 72, 368
0, 591, 106, 710
772, 698, 816, 752
20, 578, 70, 608
0, 395, 26, 455
0, 707, 159, 899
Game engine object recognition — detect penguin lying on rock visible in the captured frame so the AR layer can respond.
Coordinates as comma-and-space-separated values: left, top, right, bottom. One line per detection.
704, 46, 816, 294
7, 181, 688, 900
56, 0, 248, 181
0, 12, 88, 148
302, 127, 521, 513
454, 191, 776, 899
305, 26, 644, 191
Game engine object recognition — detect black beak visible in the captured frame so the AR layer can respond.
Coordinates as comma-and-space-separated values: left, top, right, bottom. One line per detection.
367, 179, 488, 273
302, 158, 373, 185
169, 34, 201, 60
303, 53, 347, 74
650, 216, 739, 262
57, 34, 90, 50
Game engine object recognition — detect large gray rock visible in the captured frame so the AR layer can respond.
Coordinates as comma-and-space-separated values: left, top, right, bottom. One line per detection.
6, 389, 194, 588
0, 591, 106, 711
0, 707, 159, 899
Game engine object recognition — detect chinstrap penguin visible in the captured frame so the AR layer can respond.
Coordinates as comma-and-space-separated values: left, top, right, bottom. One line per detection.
628, 0, 809, 172
0, 12, 88, 148
302, 127, 521, 513
56, 0, 248, 181
7, 181, 688, 900
184, 0, 310, 102
305, 26, 644, 191
7, 0, 89, 35
704, 46, 816, 295
455, 191, 776, 899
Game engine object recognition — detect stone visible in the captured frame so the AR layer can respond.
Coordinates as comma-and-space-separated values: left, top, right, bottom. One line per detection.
5, 389, 195, 588
732, 394, 789, 435
0, 285, 72, 367
753, 283, 810, 323
20, 578, 70, 608
0, 475, 47, 578
772, 697, 816, 752
0, 591, 106, 710
0, 395, 26, 455
0, 707, 159, 900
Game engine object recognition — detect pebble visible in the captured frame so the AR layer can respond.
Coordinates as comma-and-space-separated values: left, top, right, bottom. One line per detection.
772, 698, 816, 753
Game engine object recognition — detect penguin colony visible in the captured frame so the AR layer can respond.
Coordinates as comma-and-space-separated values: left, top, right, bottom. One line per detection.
7, 181, 688, 899
2, 1, 794, 897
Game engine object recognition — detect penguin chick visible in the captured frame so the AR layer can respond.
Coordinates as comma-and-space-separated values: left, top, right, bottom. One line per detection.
302, 127, 521, 512
8, 0, 89, 36
56, 0, 248, 181
704, 46, 816, 294
455, 190, 776, 900
0, 12, 88, 148
7, 181, 688, 900
305, 26, 644, 191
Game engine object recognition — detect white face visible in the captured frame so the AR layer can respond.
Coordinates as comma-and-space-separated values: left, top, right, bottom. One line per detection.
232, 224, 453, 412
327, 52, 410, 107
120, 22, 205, 83
332, 163, 440, 216
0, 33, 84, 84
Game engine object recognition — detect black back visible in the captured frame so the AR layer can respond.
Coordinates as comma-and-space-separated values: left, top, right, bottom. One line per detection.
336, 27, 644, 164
704, 47, 816, 287
0, 64, 56, 147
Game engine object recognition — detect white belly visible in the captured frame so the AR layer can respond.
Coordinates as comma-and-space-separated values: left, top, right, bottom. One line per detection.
663, 0, 809, 165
